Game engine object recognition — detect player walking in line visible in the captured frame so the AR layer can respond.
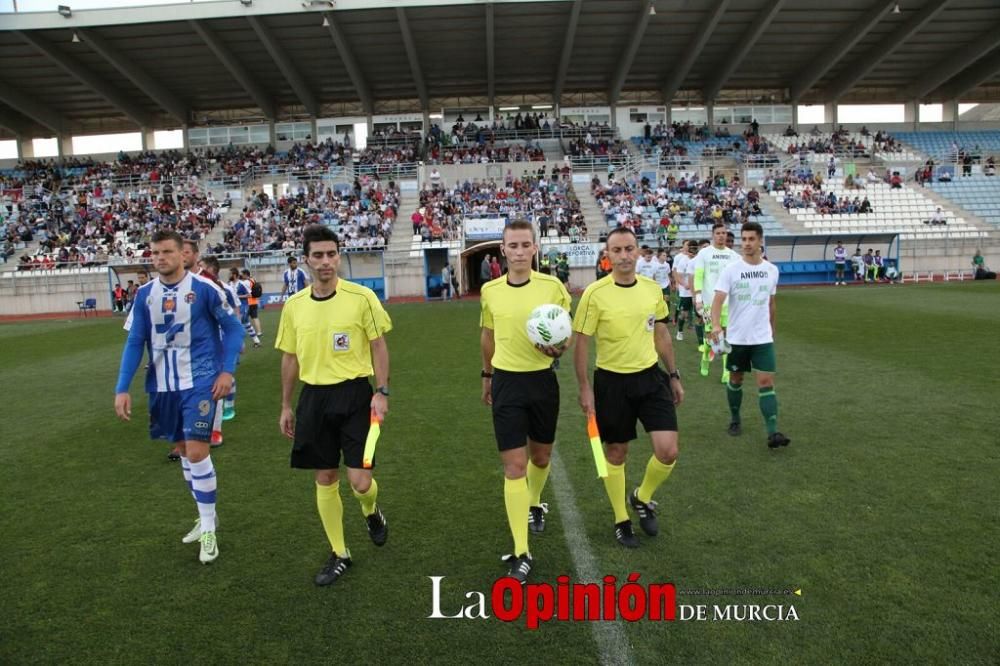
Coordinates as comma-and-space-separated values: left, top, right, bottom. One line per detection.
709, 222, 790, 449
180, 241, 237, 444
198, 255, 242, 441
243, 269, 263, 337
573, 227, 684, 549
114, 230, 244, 564
653, 248, 673, 310
234, 269, 262, 348
693, 223, 740, 382
672, 240, 697, 341
276, 225, 392, 587
281, 256, 310, 299
480, 220, 572, 583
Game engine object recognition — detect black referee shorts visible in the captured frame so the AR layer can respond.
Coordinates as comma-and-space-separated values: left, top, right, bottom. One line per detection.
293, 378, 373, 469
248, 304, 259, 318
594, 364, 677, 444
491, 368, 559, 451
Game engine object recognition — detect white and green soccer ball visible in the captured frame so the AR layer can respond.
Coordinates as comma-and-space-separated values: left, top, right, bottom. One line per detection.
526, 304, 573, 347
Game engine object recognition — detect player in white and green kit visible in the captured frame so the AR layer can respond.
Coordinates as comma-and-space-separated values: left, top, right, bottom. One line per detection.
693, 222, 740, 382
710, 221, 790, 449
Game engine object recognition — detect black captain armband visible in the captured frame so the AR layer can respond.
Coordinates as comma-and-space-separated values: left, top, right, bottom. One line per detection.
655, 317, 670, 324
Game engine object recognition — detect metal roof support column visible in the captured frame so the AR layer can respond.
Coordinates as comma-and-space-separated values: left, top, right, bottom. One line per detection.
553, 0, 582, 104
788, 0, 896, 103
17, 30, 151, 128
703, 0, 785, 102
903, 24, 1000, 100
189, 20, 276, 120
396, 8, 428, 111
608, 0, 654, 105
246, 16, 319, 117
935, 53, 1000, 102
485, 3, 495, 111
822, 0, 949, 102
75, 27, 188, 124
662, 0, 730, 104
0, 81, 67, 134
322, 12, 373, 115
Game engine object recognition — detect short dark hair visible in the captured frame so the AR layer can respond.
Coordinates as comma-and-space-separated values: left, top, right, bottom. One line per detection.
182, 239, 199, 253
712, 221, 727, 232
137, 267, 150, 277
202, 256, 220, 273
606, 226, 636, 244
302, 224, 339, 256
151, 230, 183, 248
287, 256, 298, 265
741, 221, 764, 238
726, 231, 735, 239
503, 219, 535, 240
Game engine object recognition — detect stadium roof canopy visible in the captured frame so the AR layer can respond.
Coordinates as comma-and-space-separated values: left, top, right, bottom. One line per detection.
2, 0, 1000, 139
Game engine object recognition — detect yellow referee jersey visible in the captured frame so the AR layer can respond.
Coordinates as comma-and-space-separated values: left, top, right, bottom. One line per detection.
573, 274, 668, 373
275, 280, 392, 385
480, 271, 572, 372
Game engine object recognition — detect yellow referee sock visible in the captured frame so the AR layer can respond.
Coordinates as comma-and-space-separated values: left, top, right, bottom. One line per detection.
637, 456, 675, 504
504, 477, 531, 556
316, 481, 347, 556
352, 478, 379, 517
526, 460, 550, 507
602, 462, 629, 523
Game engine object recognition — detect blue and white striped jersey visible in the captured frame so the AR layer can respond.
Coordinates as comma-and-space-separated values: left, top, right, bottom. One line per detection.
116, 271, 244, 394
283, 267, 308, 294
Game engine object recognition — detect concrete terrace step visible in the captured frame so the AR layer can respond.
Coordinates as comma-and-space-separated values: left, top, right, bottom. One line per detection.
756, 192, 808, 235
916, 184, 995, 233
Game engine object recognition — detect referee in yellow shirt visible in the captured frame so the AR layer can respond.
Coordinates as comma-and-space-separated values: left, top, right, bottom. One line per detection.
481, 220, 572, 583
276, 225, 392, 586
573, 226, 684, 548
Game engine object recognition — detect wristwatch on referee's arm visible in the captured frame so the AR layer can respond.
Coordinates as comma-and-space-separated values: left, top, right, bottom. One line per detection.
667, 369, 681, 380
375, 386, 390, 397
481, 370, 494, 379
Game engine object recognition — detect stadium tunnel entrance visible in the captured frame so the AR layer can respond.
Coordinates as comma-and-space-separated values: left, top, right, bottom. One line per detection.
461, 241, 502, 293
460, 240, 541, 293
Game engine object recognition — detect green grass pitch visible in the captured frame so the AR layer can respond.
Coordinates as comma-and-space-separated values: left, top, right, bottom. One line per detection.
1, 281, 997, 664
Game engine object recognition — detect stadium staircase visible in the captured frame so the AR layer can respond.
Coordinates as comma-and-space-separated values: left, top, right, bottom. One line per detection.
387, 188, 420, 259
913, 183, 995, 232
755, 193, 808, 235
579, 187, 608, 240
538, 139, 565, 162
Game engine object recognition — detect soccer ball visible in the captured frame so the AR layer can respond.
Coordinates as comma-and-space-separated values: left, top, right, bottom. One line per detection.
526, 304, 573, 347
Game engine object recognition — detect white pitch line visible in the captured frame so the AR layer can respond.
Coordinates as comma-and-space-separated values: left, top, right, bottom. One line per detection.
549, 447, 636, 666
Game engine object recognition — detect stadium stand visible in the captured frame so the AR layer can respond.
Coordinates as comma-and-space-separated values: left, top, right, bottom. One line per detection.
225, 176, 398, 254
926, 176, 1000, 230
770, 176, 986, 239
592, 172, 785, 242
895, 131, 1000, 161
410, 171, 584, 247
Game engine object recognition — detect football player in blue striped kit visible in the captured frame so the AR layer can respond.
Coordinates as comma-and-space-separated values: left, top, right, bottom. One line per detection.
115, 230, 245, 564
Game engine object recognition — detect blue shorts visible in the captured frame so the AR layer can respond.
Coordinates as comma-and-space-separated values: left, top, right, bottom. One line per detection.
149, 388, 216, 443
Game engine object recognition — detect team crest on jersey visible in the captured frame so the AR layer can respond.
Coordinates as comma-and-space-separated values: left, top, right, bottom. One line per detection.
198, 400, 211, 416
185, 292, 196, 304
646, 314, 655, 331
333, 333, 350, 351
163, 297, 176, 312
